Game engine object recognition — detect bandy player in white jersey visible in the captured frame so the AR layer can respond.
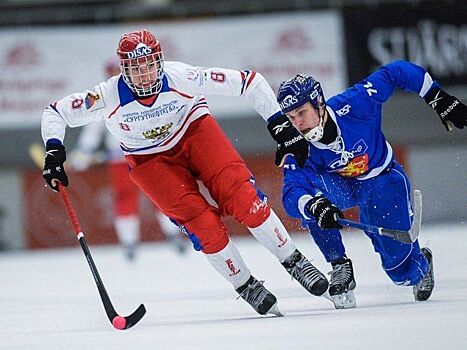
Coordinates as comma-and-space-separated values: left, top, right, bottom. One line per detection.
69, 59, 188, 260
41, 29, 328, 316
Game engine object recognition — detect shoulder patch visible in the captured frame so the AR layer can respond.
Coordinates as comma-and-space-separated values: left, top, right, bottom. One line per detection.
85, 90, 106, 112
185, 67, 206, 87
186, 68, 200, 81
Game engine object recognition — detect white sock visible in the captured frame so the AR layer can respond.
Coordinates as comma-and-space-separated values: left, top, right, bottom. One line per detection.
115, 215, 140, 247
248, 209, 296, 263
155, 212, 180, 238
204, 239, 251, 289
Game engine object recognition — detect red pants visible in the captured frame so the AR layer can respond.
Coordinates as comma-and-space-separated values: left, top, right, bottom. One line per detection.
126, 115, 270, 253
107, 161, 139, 217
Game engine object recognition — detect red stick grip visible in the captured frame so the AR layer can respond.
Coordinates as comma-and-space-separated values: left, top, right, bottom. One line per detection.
58, 184, 82, 235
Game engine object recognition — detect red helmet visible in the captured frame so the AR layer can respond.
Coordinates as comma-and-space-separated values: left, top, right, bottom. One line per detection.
116, 29, 164, 96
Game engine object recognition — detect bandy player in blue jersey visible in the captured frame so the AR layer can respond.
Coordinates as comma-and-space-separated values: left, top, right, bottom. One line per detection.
41, 29, 329, 316
269, 60, 467, 309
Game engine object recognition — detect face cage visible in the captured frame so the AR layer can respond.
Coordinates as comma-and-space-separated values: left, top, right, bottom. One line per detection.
120, 53, 164, 97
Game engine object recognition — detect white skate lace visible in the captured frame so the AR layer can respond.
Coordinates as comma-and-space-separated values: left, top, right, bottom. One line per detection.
329, 263, 352, 287
417, 265, 434, 291
416, 248, 434, 291
326, 136, 354, 165
418, 274, 433, 290
236, 279, 270, 310
288, 256, 324, 293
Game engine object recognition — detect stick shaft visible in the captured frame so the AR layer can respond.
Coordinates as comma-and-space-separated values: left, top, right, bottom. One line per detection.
58, 184, 82, 235
338, 218, 381, 235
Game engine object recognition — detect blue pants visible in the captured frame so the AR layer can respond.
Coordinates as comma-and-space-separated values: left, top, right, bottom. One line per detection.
305, 162, 428, 286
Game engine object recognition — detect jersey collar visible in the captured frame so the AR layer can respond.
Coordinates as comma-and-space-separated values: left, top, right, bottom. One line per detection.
118, 75, 170, 107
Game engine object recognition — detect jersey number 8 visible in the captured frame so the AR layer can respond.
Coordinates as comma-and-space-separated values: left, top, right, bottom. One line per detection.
210, 72, 225, 83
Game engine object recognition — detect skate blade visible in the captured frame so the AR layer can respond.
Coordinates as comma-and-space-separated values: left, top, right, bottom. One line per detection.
331, 290, 356, 309
321, 291, 332, 301
267, 303, 284, 317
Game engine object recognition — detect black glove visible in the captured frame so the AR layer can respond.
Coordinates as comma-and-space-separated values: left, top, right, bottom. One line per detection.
267, 114, 309, 168
42, 142, 68, 192
424, 87, 467, 131
305, 194, 343, 230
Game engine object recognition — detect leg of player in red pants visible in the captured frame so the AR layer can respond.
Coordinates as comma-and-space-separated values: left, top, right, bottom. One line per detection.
108, 161, 187, 258
108, 161, 140, 260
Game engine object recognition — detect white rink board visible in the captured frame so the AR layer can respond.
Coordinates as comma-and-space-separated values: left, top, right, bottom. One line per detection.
0, 11, 345, 128
1, 224, 466, 349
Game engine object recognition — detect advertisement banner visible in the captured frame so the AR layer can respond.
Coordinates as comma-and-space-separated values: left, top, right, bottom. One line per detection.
343, 3, 467, 85
0, 12, 345, 129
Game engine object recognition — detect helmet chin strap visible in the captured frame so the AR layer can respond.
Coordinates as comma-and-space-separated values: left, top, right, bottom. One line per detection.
302, 106, 326, 142
302, 116, 324, 142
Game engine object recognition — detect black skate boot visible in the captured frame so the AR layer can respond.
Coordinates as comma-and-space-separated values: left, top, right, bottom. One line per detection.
329, 256, 356, 309
236, 276, 282, 316
413, 247, 434, 301
281, 249, 329, 296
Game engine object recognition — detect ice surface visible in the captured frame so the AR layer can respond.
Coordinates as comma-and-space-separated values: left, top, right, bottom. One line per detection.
1, 224, 466, 349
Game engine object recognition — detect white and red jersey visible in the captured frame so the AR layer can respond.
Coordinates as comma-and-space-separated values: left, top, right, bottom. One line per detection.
42, 61, 282, 155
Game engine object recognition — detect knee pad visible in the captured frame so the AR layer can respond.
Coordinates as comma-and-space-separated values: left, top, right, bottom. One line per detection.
223, 181, 270, 228
181, 207, 229, 254
384, 246, 429, 286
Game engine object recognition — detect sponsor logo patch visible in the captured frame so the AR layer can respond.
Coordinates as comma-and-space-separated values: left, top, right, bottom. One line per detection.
126, 43, 152, 59
336, 104, 351, 116
279, 95, 298, 110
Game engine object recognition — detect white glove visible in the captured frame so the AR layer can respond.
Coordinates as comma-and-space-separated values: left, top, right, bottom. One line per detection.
68, 149, 95, 172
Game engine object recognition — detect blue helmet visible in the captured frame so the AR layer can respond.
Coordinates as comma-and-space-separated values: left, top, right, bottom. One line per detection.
277, 74, 325, 113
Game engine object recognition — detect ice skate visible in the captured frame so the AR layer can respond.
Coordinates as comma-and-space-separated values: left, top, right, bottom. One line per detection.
329, 256, 356, 309
123, 243, 137, 261
236, 276, 283, 316
413, 247, 434, 301
281, 249, 329, 296
167, 234, 188, 254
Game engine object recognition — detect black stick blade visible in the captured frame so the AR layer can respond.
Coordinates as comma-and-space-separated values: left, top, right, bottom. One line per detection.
125, 304, 146, 329
111, 304, 146, 330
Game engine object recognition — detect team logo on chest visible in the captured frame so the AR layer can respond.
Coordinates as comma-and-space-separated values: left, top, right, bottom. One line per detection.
336, 154, 369, 177
142, 122, 174, 141
328, 139, 369, 177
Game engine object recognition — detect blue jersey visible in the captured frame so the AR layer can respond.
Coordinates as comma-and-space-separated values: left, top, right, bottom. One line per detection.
283, 60, 438, 219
